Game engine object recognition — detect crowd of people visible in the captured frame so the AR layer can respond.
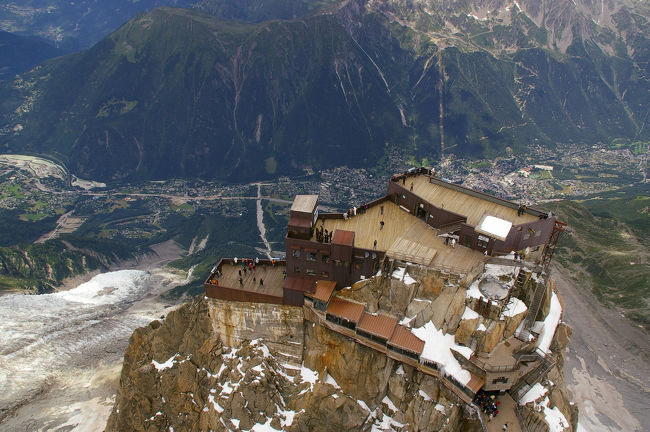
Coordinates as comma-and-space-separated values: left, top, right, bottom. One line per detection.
474, 391, 501, 422
209, 257, 276, 288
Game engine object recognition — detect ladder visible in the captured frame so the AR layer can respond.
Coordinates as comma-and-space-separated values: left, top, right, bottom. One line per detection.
540, 220, 567, 270
512, 269, 528, 298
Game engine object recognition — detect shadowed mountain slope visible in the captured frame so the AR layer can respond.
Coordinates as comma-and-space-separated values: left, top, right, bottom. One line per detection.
0, 0, 647, 182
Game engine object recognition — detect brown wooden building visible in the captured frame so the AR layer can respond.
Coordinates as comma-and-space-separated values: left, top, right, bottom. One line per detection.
207, 167, 558, 308
284, 167, 557, 305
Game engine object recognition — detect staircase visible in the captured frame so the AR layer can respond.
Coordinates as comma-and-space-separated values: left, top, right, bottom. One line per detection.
516, 277, 547, 342
438, 220, 463, 234
509, 355, 555, 401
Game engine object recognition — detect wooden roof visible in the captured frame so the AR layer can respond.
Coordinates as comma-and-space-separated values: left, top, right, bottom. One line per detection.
357, 313, 398, 340
388, 325, 425, 355
315, 201, 484, 274
411, 175, 538, 227
291, 195, 318, 213
386, 236, 437, 265
305, 280, 336, 302
207, 260, 285, 298
332, 229, 355, 247
466, 372, 485, 394
326, 297, 365, 323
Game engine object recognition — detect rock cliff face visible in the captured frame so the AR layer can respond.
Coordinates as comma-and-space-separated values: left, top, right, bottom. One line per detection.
106, 267, 577, 431
207, 299, 304, 365
106, 296, 481, 431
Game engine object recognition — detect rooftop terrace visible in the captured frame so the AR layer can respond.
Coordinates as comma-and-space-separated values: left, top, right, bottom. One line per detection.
314, 200, 485, 273
207, 259, 285, 299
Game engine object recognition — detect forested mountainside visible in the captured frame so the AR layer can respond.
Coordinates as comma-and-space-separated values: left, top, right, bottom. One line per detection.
0, 0, 647, 183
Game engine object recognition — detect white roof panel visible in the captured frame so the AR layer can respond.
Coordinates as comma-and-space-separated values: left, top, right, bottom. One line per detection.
475, 214, 513, 241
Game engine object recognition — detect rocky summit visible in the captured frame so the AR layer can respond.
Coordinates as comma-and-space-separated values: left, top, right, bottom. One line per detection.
106, 264, 576, 431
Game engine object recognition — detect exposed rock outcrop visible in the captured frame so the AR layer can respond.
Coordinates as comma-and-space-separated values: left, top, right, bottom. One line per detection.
106, 266, 578, 431
105, 296, 475, 431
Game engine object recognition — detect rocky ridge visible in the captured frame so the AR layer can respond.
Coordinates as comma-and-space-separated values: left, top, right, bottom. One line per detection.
106, 262, 576, 431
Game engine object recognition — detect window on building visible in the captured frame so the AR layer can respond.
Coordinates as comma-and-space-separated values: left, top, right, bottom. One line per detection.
491, 377, 508, 384
294, 266, 301, 274
306, 268, 316, 276
523, 233, 530, 240
322, 254, 330, 263
321, 271, 329, 278
307, 252, 317, 261
292, 249, 301, 258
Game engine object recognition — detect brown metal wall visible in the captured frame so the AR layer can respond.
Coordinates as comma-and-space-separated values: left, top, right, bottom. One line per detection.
459, 217, 556, 254
205, 284, 284, 305
283, 288, 305, 306
387, 181, 467, 229
286, 237, 333, 279
286, 237, 382, 288
331, 242, 352, 262
493, 216, 556, 253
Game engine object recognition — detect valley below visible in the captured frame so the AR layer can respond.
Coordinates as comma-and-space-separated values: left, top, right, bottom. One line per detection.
0, 145, 647, 431
555, 267, 650, 432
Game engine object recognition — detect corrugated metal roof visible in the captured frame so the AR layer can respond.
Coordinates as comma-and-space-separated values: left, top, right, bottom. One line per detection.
326, 297, 364, 323
388, 325, 425, 355
357, 313, 398, 340
282, 276, 316, 293
306, 280, 336, 302
291, 195, 318, 213
466, 372, 484, 394
332, 229, 355, 246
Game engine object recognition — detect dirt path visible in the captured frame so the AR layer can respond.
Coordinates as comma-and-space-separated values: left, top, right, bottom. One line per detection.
554, 266, 650, 432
